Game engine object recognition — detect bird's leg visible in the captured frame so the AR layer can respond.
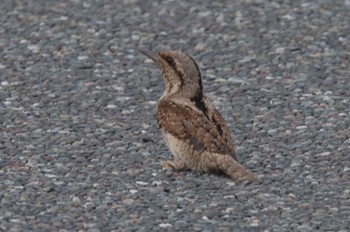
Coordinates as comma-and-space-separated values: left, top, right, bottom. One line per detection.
161, 159, 186, 171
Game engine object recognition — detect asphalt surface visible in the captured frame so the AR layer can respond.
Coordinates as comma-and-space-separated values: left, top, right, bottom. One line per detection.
1, 0, 349, 231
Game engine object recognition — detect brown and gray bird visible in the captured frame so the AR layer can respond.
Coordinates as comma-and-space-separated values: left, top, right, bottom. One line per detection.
142, 50, 257, 182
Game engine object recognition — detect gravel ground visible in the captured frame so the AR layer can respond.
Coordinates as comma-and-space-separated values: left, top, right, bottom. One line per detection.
1, 0, 349, 231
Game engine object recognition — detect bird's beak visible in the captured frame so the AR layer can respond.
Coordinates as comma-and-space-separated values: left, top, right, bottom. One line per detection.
140, 49, 159, 62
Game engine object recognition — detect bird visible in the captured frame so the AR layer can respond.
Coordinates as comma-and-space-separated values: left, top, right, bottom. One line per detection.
141, 49, 257, 182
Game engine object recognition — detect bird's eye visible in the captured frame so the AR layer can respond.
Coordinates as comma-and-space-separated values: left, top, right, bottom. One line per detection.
165, 56, 175, 64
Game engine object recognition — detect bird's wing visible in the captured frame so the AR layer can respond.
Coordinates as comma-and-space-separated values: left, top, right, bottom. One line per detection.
157, 100, 237, 160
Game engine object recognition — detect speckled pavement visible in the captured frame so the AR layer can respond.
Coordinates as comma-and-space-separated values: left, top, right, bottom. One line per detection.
0, 1, 349, 231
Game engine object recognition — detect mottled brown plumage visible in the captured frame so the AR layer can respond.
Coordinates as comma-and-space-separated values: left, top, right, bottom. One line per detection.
142, 50, 257, 182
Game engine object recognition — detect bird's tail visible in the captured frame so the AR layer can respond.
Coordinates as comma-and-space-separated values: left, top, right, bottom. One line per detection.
212, 154, 258, 182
